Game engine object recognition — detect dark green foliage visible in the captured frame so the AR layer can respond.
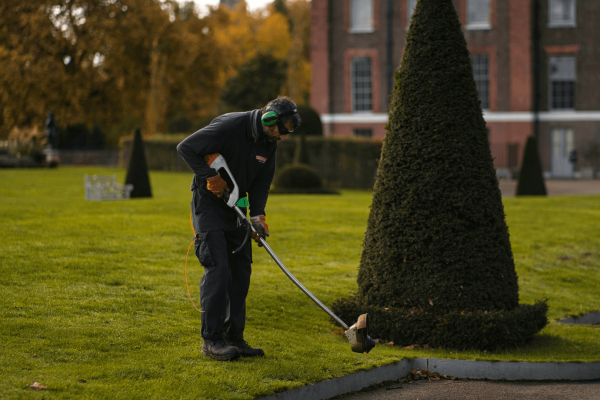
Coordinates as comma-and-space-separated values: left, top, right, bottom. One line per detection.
273, 0, 289, 18
274, 163, 321, 189
294, 106, 323, 136
293, 133, 310, 165
58, 124, 89, 149
57, 124, 106, 149
331, 296, 548, 351
167, 114, 194, 133
516, 136, 547, 196
194, 114, 218, 131
220, 53, 287, 112
272, 163, 338, 194
89, 125, 106, 149
125, 129, 152, 198
331, 0, 547, 350
167, 114, 218, 133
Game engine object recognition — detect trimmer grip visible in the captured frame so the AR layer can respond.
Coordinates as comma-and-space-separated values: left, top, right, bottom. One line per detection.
206, 154, 239, 208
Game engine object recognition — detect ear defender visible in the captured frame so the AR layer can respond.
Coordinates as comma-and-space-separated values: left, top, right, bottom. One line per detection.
261, 111, 279, 126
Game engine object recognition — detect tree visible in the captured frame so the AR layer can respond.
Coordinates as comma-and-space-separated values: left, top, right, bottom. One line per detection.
331, 0, 547, 351
516, 136, 547, 196
0, 0, 293, 142
125, 128, 152, 198
219, 53, 287, 112
284, 0, 311, 105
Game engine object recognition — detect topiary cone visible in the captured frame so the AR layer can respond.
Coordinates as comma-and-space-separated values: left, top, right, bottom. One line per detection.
125, 128, 152, 198
516, 136, 547, 196
331, 0, 547, 351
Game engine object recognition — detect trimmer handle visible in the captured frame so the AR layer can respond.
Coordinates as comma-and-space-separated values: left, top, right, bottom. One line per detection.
207, 154, 240, 208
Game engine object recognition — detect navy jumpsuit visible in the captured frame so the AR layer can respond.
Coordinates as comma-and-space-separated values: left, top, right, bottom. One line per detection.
177, 110, 277, 341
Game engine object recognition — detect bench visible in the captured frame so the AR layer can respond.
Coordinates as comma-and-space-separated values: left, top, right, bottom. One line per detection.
84, 174, 133, 201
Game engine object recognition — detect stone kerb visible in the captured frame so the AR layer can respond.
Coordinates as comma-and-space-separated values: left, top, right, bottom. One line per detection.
260, 358, 600, 400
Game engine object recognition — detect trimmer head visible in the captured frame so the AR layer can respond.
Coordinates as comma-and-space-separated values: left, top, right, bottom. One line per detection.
344, 314, 376, 354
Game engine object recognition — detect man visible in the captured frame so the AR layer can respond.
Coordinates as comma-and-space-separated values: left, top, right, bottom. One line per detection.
177, 97, 301, 361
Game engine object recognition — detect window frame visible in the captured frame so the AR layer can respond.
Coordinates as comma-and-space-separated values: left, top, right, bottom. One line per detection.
471, 54, 490, 111
548, 55, 576, 111
465, 0, 492, 31
349, 0, 374, 33
548, 0, 577, 28
351, 57, 373, 113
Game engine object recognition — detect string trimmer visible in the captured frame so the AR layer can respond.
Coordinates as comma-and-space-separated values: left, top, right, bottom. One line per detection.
200, 154, 376, 354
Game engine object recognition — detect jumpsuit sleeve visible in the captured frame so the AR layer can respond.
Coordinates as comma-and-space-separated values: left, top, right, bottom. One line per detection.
177, 121, 229, 180
248, 148, 276, 218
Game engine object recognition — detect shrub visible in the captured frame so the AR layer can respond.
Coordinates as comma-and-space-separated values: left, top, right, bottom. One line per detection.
272, 163, 337, 194
331, 0, 547, 350
295, 106, 323, 136
516, 136, 547, 196
125, 129, 152, 198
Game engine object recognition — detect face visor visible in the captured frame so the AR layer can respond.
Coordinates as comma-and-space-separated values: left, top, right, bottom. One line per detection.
276, 109, 300, 134
277, 119, 294, 134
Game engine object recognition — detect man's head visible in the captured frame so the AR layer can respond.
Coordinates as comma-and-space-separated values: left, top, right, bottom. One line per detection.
261, 96, 302, 142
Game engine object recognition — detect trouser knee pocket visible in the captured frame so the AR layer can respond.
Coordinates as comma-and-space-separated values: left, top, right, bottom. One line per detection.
195, 232, 214, 267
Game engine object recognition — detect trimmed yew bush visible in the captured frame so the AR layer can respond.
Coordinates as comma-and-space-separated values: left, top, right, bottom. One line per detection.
516, 136, 547, 196
125, 129, 152, 198
330, 0, 547, 350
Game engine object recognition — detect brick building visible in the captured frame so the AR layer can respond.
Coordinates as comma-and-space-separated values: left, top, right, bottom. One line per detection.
311, 0, 600, 178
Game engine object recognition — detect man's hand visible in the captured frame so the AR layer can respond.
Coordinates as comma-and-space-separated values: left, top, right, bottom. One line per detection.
251, 216, 269, 245
206, 173, 230, 198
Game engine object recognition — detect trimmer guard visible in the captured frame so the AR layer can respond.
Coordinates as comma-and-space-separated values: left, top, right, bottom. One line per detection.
345, 314, 376, 354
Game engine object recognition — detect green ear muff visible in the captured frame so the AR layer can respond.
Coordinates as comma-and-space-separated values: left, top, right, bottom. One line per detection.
261, 111, 279, 126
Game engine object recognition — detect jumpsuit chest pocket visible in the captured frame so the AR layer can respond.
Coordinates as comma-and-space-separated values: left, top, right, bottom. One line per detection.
194, 232, 215, 267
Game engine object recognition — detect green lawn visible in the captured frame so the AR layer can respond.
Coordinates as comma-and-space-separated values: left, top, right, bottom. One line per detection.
1, 167, 599, 399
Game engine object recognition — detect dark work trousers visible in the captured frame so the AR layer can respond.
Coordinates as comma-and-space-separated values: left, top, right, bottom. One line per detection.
191, 187, 252, 342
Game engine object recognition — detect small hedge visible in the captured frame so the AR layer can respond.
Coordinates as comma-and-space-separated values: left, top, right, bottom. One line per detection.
271, 163, 338, 194
121, 136, 382, 189
331, 296, 548, 351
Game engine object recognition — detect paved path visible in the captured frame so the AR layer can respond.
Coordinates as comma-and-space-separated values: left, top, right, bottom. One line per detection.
499, 179, 600, 197
334, 379, 600, 400
328, 179, 600, 400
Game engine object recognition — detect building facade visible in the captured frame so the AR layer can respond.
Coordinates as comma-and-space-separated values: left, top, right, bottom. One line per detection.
311, 0, 600, 177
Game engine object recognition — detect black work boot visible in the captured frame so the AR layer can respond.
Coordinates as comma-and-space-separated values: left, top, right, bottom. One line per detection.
225, 339, 265, 357
201, 339, 240, 361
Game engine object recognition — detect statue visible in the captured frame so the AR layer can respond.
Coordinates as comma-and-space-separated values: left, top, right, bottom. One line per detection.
44, 111, 58, 149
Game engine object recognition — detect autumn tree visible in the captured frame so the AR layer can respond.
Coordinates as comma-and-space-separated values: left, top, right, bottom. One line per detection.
0, 0, 297, 142
284, 0, 311, 105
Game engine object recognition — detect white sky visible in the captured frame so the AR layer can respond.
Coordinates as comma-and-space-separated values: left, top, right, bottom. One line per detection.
182, 0, 275, 16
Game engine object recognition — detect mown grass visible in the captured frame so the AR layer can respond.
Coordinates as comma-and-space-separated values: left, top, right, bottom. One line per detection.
1, 167, 599, 399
